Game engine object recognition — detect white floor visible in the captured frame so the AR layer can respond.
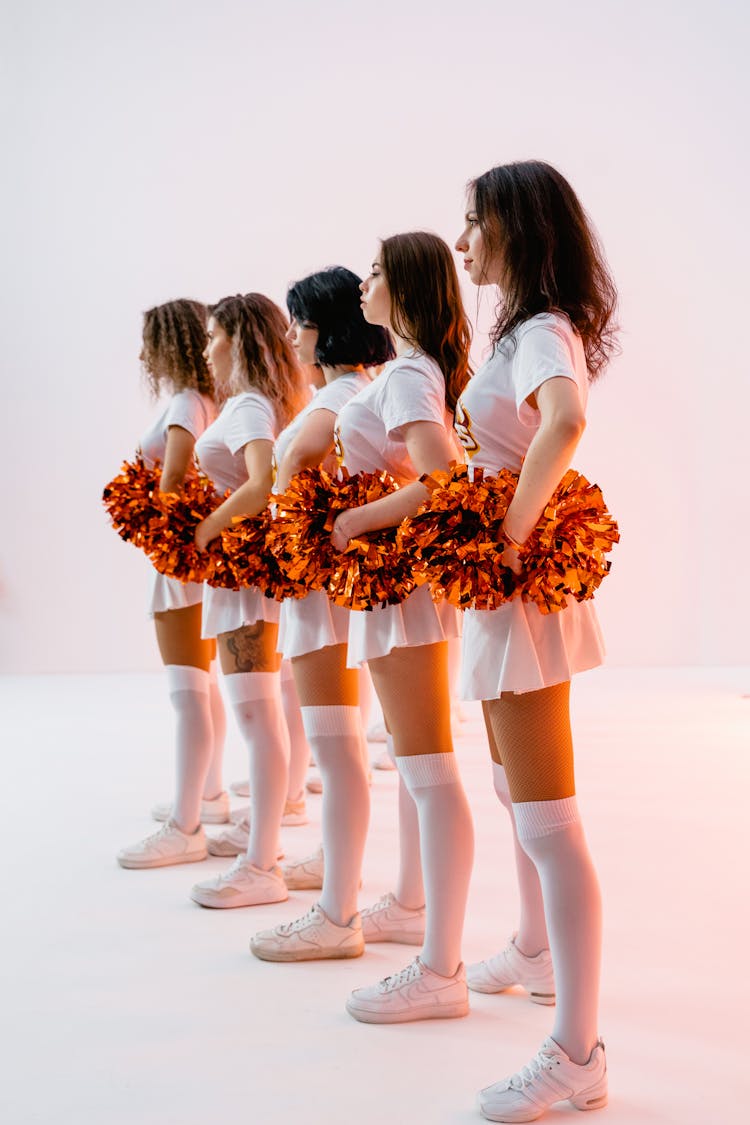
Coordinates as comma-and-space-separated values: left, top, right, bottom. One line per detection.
1, 667, 748, 1124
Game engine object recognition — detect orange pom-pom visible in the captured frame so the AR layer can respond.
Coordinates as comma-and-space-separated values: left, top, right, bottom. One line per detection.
219, 512, 300, 600
102, 456, 166, 550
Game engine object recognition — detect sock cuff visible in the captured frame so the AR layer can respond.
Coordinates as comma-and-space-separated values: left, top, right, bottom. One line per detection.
165, 665, 210, 695
300, 705, 361, 737
396, 752, 461, 789
223, 670, 282, 704
513, 796, 580, 841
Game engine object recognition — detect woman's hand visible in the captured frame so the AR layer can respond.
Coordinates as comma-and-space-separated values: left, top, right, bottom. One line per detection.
502, 544, 523, 575
195, 513, 222, 551
331, 507, 364, 551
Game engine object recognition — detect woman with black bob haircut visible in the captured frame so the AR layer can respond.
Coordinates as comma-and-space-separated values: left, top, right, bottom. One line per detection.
249, 266, 394, 961
455, 160, 617, 1122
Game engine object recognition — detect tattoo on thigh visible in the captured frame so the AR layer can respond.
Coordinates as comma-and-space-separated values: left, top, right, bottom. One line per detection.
226, 623, 267, 673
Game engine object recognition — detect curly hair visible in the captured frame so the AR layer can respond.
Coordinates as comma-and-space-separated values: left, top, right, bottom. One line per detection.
471, 160, 618, 379
287, 266, 395, 368
141, 299, 213, 397
208, 293, 306, 429
380, 231, 472, 412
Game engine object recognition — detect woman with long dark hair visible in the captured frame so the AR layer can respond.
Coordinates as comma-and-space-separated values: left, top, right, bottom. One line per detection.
319, 232, 476, 1022
117, 299, 228, 870
455, 160, 617, 1121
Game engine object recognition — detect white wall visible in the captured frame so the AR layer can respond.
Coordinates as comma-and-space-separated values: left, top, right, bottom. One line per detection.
2, 0, 748, 672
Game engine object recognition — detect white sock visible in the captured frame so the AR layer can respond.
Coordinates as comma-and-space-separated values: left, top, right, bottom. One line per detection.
492, 762, 549, 955
203, 660, 226, 799
388, 733, 425, 910
514, 798, 602, 1064
357, 666, 373, 773
396, 752, 474, 978
224, 671, 289, 870
166, 665, 213, 834
301, 705, 369, 925
281, 661, 309, 803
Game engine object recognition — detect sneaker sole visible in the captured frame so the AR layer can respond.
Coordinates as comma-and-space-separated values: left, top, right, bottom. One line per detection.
283, 876, 324, 890
152, 810, 230, 825
345, 997, 469, 1024
363, 930, 425, 946
118, 850, 208, 870
190, 888, 289, 909
250, 940, 365, 962
467, 980, 556, 1005
479, 1086, 607, 1122
280, 815, 309, 827
207, 840, 245, 857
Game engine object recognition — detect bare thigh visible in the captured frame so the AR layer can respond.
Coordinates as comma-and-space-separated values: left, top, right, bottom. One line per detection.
217, 620, 283, 675
153, 602, 214, 670
291, 644, 359, 707
368, 641, 453, 756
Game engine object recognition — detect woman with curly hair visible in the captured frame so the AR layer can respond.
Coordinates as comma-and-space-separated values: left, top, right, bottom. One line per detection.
454, 160, 617, 1122
117, 299, 229, 870
187, 293, 308, 909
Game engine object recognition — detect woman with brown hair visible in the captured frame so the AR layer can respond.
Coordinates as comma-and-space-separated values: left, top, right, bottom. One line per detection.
184, 293, 308, 909
454, 160, 617, 1121
310, 232, 475, 1021
117, 299, 229, 870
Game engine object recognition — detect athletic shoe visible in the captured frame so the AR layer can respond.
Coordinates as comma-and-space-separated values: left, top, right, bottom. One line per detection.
230, 778, 250, 798
366, 718, 388, 743
346, 957, 469, 1024
305, 769, 323, 795
117, 821, 207, 869
190, 857, 288, 908
226, 797, 308, 830
281, 846, 324, 890
467, 936, 555, 1005
207, 818, 250, 857
151, 791, 230, 825
361, 892, 425, 945
250, 903, 364, 962
478, 1037, 608, 1122
372, 750, 397, 771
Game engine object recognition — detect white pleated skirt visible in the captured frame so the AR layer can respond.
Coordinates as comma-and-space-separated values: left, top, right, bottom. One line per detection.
346, 583, 460, 668
278, 590, 350, 660
147, 570, 204, 617
460, 597, 605, 699
201, 585, 281, 639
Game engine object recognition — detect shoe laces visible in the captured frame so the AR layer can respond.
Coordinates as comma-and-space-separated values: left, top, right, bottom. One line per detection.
365, 892, 394, 915
275, 907, 321, 935
507, 1045, 559, 1091
217, 857, 249, 882
379, 959, 422, 993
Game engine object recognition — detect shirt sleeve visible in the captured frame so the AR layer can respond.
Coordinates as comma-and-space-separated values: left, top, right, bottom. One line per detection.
224, 394, 277, 454
380, 359, 446, 438
163, 390, 209, 439
512, 320, 581, 426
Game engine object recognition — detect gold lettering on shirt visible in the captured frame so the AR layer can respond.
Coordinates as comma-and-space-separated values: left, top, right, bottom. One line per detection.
333, 424, 345, 467
454, 398, 479, 456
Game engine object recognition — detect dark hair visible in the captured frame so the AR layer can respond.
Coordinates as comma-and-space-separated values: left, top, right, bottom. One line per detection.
208, 293, 306, 428
380, 231, 471, 411
141, 299, 213, 398
287, 266, 394, 368
471, 160, 618, 378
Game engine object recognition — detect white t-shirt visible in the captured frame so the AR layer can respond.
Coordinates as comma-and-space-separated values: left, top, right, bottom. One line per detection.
455, 313, 589, 474
139, 389, 216, 468
195, 391, 278, 495
334, 351, 449, 482
273, 371, 371, 491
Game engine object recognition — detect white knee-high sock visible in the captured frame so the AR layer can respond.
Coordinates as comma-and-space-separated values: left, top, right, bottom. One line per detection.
397, 753, 474, 978
281, 661, 310, 803
166, 665, 213, 834
492, 762, 549, 954
301, 705, 370, 925
357, 666, 373, 773
223, 671, 289, 870
514, 798, 602, 1064
388, 734, 425, 910
203, 660, 226, 799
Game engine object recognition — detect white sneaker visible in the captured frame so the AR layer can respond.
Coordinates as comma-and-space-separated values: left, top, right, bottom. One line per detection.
207, 818, 250, 857
372, 750, 397, 771
117, 821, 207, 869
230, 797, 308, 827
366, 718, 388, 743
305, 769, 323, 795
346, 957, 469, 1024
467, 936, 555, 1005
281, 846, 324, 890
190, 857, 288, 908
151, 791, 230, 825
230, 778, 250, 798
478, 1037, 608, 1122
361, 892, 425, 945
250, 903, 364, 962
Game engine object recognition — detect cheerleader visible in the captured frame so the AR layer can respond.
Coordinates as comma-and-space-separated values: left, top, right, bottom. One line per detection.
248, 266, 393, 960
454, 161, 617, 1121
327, 232, 475, 1021
117, 299, 228, 870
186, 293, 307, 908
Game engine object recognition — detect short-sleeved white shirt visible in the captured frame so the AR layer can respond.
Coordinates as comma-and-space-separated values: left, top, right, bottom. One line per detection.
195, 391, 278, 495
273, 371, 371, 491
139, 389, 216, 468
334, 351, 449, 482
455, 313, 588, 474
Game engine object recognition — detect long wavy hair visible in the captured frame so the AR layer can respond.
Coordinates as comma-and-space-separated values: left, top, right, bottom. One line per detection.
287, 266, 394, 368
208, 293, 306, 429
471, 160, 618, 379
141, 299, 213, 397
380, 231, 472, 411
